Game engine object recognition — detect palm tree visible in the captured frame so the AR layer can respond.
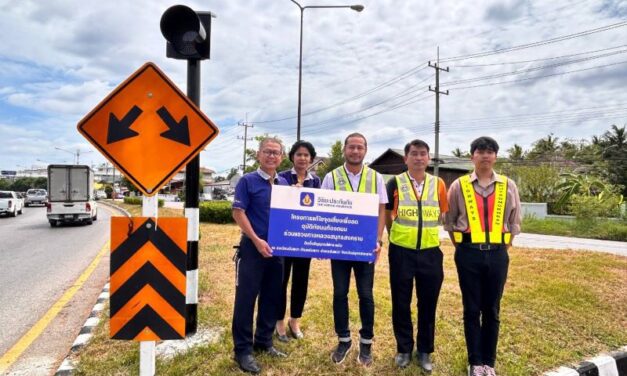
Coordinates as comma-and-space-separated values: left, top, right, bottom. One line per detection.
451, 147, 469, 158
506, 144, 524, 160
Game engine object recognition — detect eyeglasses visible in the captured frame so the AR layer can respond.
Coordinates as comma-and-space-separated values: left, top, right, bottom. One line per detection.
261, 150, 282, 157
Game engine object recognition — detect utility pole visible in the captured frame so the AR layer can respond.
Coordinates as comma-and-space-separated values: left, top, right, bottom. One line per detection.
237, 116, 253, 173
428, 47, 449, 178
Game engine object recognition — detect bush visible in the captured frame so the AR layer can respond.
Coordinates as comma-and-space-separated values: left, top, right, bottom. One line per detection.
123, 196, 164, 207
569, 194, 622, 220
200, 201, 233, 224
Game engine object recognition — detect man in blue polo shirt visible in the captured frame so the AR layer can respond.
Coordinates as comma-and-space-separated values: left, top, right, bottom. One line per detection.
232, 137, 289, 374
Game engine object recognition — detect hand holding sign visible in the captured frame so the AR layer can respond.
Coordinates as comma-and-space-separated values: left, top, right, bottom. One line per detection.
268, 186, 378, 262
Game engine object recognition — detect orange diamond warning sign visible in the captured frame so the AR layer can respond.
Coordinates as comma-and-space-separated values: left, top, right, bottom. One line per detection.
77, 62, 219, 196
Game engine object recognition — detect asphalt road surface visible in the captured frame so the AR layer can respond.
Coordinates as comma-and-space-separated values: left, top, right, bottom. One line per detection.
0, 203, 113, 374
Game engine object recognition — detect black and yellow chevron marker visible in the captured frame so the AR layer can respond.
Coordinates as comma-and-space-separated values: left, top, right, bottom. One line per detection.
109, 217, 187, 341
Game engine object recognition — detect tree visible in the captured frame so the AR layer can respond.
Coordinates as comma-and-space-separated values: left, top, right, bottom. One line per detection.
244, 135, 292, 173
499, 164, 561, 203
599, 124, 626, 196
527, 133, 560, 160
506, 144, 524, 161
451, 147, 470, 158
226, 167, 239, 180
316, 140, 343, 179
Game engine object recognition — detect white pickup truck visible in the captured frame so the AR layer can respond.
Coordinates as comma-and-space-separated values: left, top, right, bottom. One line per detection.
0, 190, 24, 217
47, 165, 98, 227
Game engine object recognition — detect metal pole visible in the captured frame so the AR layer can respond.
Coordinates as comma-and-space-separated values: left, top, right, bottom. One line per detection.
428, 47, 449, 178
140, 195, 158, 376
297, 7, 304, 141
184, 59, 201, 335
434, 58, 440, 177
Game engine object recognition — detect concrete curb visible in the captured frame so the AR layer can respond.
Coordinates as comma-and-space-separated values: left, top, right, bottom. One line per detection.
55, 201, 128, 375
544, 346, 627, 376
54, 283, 109, 376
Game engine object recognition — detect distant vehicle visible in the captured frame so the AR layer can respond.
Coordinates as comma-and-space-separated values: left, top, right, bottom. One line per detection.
46, 165, 98, 227
95, 190, 107, 200
0, 190, 24, 217
25, 188, 48, 206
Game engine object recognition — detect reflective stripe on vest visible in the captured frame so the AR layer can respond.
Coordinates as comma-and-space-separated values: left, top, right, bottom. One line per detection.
390, 172, 440, 249
453, 174, 511, 244
331, 166, 376, 193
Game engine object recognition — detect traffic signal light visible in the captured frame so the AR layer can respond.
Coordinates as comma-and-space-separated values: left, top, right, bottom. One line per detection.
160, 5, 212, 60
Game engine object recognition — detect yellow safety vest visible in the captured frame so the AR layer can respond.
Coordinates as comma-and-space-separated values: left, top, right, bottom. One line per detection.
453, 174, 511, 245
331, 165, 377, 193
390, 172, 441, 249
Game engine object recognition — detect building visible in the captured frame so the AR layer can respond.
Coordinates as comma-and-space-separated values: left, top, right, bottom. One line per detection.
164, 167, 215, 194
368, 148, 473, 187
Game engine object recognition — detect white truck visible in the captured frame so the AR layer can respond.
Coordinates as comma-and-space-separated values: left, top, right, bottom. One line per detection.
47, 165, 98, 227
0, 191, 24, 217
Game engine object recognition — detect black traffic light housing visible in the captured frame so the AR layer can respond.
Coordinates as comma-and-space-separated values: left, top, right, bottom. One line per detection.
160, 5, 212, 60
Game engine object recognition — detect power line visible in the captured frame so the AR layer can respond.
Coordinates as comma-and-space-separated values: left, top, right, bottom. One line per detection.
450, 60, 627, 90
441, 49, 627, 87
439, 21, 627, 63
252, 66, 430, 124
451, 44, 627, 67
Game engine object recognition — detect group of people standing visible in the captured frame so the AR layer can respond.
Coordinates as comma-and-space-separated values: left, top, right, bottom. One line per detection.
230, 133, 521, 376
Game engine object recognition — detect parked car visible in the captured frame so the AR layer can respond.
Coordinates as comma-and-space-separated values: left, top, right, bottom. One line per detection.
0, 190, 24, 217
25, 188, 48, 206
95, 190, 107, 200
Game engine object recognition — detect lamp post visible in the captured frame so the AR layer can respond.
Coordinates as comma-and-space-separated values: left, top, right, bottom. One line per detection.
290, 0, 364, 141
54, 147, 93, 164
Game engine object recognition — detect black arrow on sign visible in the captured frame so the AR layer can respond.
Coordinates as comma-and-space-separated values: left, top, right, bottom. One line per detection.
107, 105, 142, 144
157, 106, 190, 146
112, 304, 182, 340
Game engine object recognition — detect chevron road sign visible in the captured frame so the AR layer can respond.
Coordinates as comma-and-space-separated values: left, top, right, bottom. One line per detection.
110, 217, 187, 341
77, 62, 219, 196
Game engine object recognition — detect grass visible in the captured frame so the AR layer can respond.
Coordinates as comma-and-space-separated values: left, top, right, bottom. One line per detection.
76, 205, 627, 375
522, 216, 627, 241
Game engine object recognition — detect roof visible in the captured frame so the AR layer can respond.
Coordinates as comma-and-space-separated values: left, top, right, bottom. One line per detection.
370, 148, 473, 172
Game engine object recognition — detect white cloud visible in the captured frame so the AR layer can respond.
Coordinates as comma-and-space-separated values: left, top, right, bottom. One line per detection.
0, 0, 625, 175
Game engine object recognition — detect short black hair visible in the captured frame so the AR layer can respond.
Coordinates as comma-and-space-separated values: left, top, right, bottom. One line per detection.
470, 136, 499, 154
344, 132, 367, 147
288, 140, 317, 163
404, 139, 430, 155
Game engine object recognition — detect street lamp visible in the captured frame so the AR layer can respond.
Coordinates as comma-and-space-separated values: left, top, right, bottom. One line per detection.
54, 147, 93, 164
290, 0, 364, 141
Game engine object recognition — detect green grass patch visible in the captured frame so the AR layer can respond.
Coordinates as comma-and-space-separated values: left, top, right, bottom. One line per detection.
523, 216, 627, 241
74, 223, 627, 375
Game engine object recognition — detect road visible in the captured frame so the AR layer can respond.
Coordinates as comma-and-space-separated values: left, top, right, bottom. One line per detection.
0, 203, 113, 375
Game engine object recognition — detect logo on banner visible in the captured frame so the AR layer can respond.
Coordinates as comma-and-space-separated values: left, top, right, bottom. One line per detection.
300, 192, 314, 207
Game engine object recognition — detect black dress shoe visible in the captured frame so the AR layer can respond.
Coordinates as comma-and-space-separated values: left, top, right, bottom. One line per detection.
417, 352, 433, 372
235, 354, 261, 374
275, 329, 290, 343
254, 345, 288, 358
395, 352, 411, 368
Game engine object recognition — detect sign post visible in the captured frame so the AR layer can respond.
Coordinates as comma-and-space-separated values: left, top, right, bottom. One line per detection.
160, 5, 214, 336
77, 60, 217, 375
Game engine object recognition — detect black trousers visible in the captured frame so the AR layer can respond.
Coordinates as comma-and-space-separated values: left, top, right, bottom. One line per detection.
277, 256, 312, 320
331, 259, 375, 341
454, 244, 509, 367
389, 243, 444, 354
232, 236, 283, 356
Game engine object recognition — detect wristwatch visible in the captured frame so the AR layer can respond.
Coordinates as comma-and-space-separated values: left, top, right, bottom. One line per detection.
377, 239, 383, 247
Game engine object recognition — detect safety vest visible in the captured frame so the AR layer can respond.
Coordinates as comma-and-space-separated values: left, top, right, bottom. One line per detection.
390, 172, 441, 250
453, 174, 511, 245
331, 165, 377, 193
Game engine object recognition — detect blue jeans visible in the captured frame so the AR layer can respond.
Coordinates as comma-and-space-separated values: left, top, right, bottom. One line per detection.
331, 259, 375, 341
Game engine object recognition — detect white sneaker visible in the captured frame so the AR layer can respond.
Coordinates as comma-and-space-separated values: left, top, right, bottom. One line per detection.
468, 365, 485, 376
483, 365, 496, 376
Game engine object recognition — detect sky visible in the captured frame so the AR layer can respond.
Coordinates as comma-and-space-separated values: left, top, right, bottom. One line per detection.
0, 0, 626, 176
